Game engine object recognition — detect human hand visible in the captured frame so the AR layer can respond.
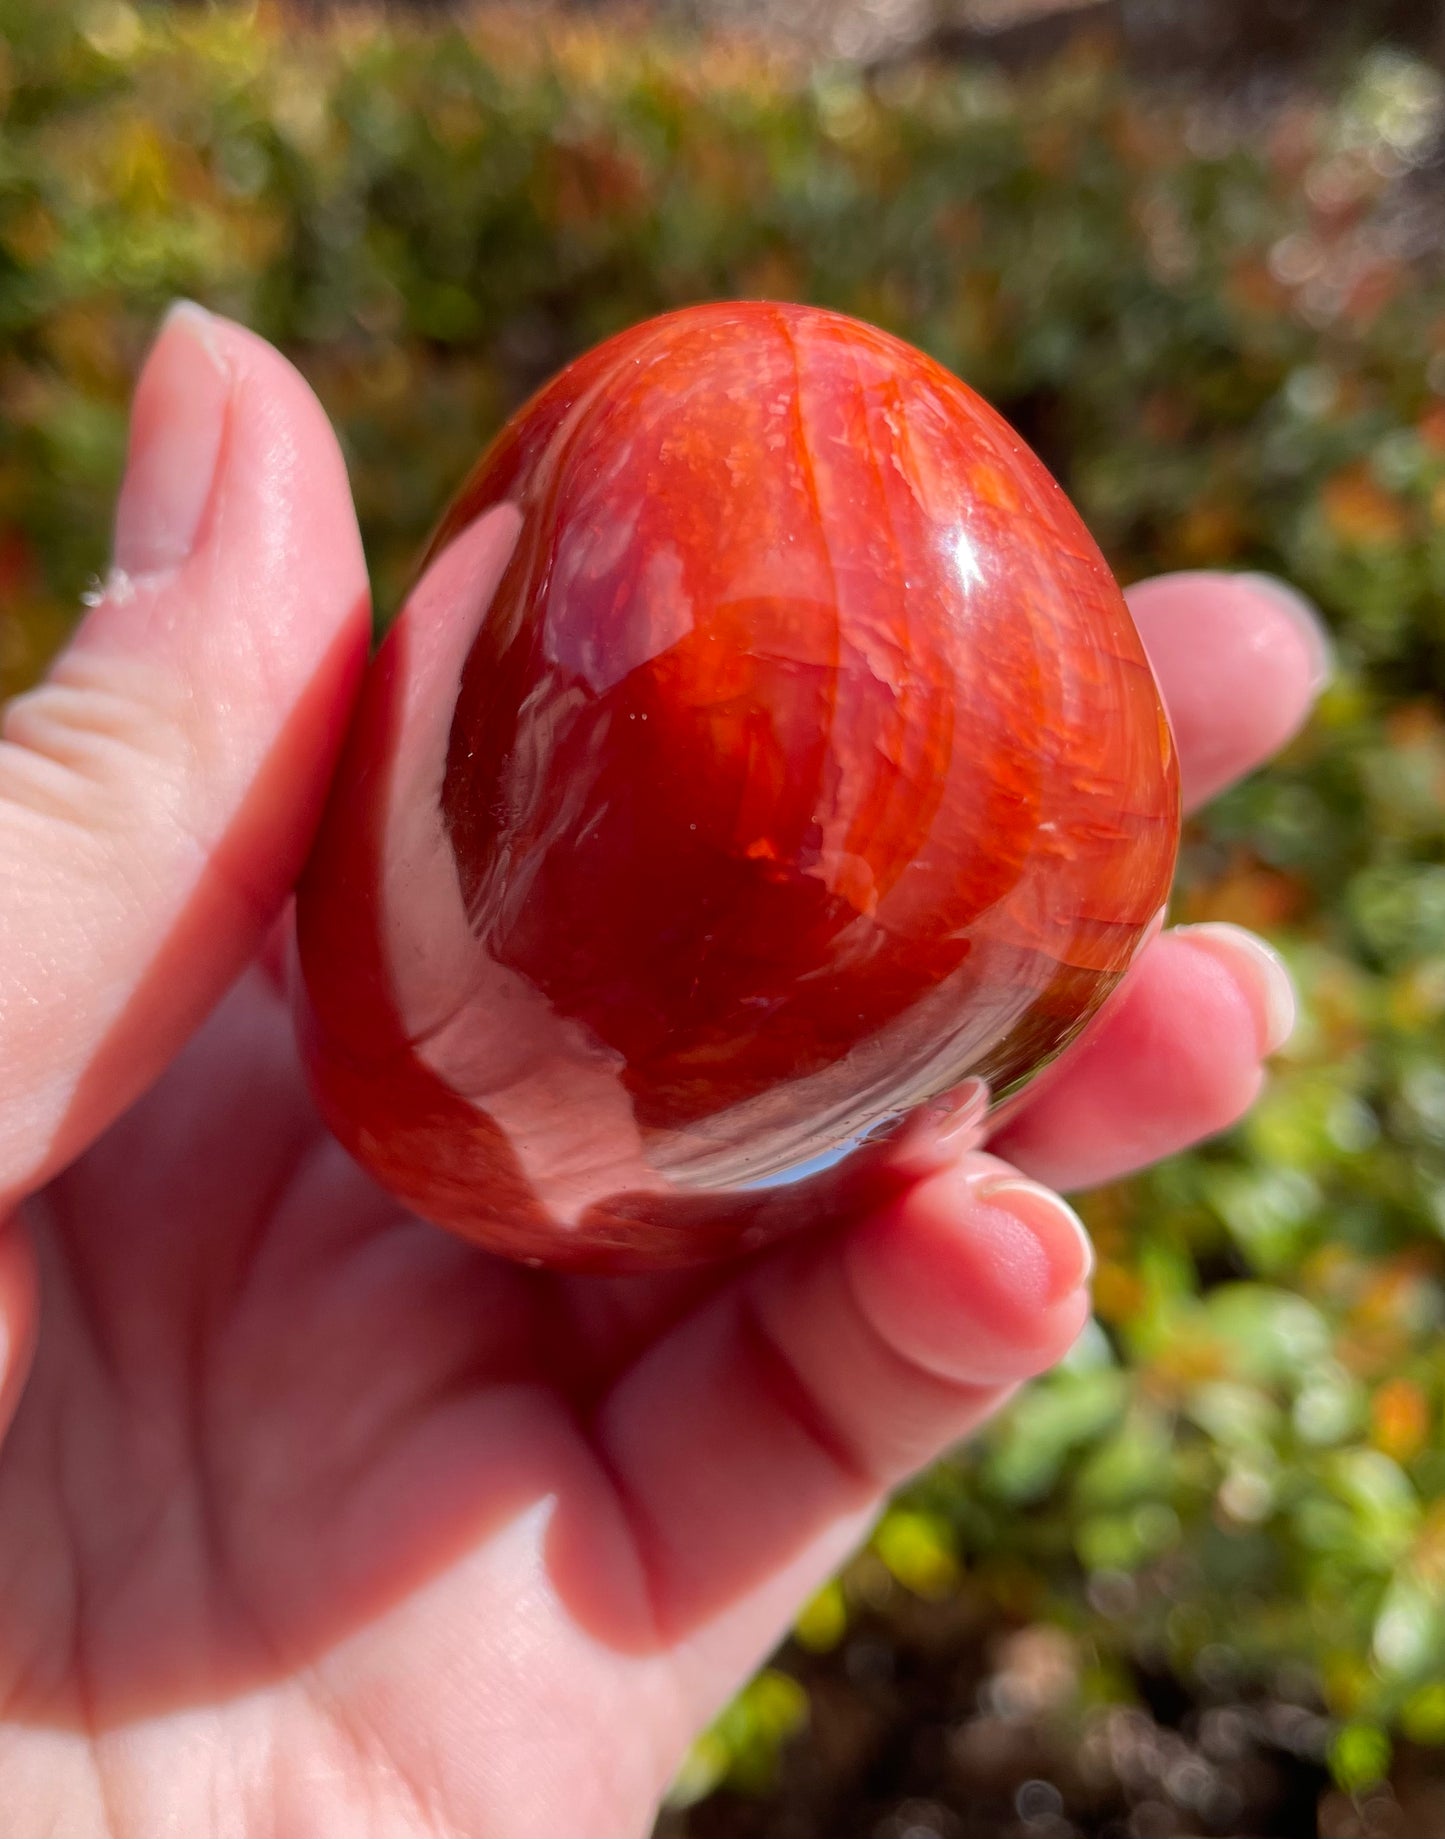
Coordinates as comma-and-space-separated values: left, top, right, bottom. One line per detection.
0, 307, 1326, 1837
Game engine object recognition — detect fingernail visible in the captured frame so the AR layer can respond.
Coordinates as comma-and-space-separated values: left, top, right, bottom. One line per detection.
930, 1077, 991, 1149
887, 1077, 992, 1179
972, 1176, 1094, 1304
1235, 573, 1335, 694
114, 301, 231, 576
1175, 921, 1297, 1055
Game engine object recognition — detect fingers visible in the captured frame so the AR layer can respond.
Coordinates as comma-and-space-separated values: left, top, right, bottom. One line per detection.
989, 922, 1295, 1191
593, 1157, 1090, 1695
0, 305, 370, 1210
979, 571, 1322, 1190
1126, 570, 1331, 812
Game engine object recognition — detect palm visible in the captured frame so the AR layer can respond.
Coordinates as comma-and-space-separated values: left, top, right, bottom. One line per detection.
10, 969, 723, 1835
0, 310, 1321, 1838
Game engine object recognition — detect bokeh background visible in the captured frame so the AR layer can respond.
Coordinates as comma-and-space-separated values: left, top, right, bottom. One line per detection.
8, 0, 1445, 1833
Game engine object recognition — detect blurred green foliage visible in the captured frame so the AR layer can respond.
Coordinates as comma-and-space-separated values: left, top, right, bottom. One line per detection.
7, 0, 1445, 1820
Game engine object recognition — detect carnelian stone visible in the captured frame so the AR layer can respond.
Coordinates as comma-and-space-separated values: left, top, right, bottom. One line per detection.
296, 303, 1179, 1271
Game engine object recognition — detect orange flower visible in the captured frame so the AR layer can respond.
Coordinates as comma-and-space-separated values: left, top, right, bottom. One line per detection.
1371, 1377, 1431, 1464
1322, 462, 1410, 547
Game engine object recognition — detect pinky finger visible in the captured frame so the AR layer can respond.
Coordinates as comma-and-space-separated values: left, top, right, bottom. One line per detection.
593, 1154, 1092, 1667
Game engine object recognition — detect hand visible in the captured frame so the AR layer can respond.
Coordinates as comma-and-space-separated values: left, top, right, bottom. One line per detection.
0, 308, 1326, 1838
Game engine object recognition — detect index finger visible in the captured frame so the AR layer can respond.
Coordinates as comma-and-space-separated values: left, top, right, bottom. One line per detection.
1126, 570, 1332, 812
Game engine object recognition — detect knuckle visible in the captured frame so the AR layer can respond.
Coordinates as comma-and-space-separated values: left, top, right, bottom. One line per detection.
0, 646, 195, 835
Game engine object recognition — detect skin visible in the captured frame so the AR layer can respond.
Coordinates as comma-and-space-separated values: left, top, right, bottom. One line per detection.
0, 308, 1325, 1838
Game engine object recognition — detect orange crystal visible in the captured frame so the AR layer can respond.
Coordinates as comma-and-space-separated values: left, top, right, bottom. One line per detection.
296, 303, 1179, 1270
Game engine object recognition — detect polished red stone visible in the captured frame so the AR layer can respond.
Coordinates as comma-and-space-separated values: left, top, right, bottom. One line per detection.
295, 303, 1179, 1271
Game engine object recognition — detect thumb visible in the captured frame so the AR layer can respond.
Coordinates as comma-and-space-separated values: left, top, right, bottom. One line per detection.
0, 303, 369, 1211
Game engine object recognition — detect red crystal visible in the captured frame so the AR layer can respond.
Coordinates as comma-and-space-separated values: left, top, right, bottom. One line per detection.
296, 303, 1179, 1270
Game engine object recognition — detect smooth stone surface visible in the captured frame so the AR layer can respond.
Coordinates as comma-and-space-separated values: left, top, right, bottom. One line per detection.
296, 302, 1180, 1270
